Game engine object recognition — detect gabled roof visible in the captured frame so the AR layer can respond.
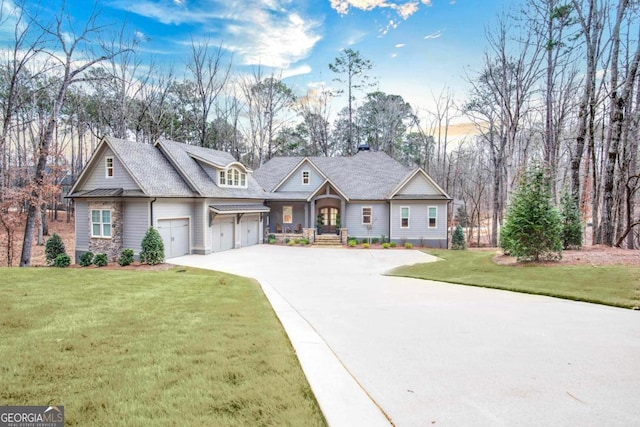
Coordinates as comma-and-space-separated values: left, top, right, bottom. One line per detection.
68, 137, 196, 198
69, 137, 267, 200
254, 151, 422, 200
387, 168, 452, 200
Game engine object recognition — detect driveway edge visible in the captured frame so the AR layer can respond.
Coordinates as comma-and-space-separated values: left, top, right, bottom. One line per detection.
259, 279, 392, 427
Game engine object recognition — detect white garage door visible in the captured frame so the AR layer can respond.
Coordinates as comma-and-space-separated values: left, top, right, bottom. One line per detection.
212, 216, 235, 252
240, 214, 260, 247
157, 218, 190, 258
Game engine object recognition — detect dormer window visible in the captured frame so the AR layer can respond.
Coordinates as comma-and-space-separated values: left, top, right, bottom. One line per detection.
302, 170, 310, 185
105, 157, 114, 178
218, 167, 247, 188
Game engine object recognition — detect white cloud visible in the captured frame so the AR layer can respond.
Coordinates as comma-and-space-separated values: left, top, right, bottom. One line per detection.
224, 11, 321, 68
395, 43, 406, 48
281, 64, 312, 79
108, 1, 322, 69
330, 0, 431, 20
424, 29, 443, 39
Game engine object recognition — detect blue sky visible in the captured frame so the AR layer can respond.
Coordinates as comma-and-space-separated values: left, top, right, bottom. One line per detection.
11, 0, 513, 115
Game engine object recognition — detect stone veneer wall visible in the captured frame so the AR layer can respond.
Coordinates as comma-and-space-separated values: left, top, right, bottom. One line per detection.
88, 200, 124, 261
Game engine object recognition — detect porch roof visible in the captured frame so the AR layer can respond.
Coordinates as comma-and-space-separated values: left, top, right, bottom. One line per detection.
67, 188, 147, 198
209, 203, 270, 214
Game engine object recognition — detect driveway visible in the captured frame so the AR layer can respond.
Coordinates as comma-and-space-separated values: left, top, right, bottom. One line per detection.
171, 246, 640, 426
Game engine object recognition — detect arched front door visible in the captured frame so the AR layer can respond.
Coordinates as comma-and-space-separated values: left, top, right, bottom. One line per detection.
319, 207, 339, 233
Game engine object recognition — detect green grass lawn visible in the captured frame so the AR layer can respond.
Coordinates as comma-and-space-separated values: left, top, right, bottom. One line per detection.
0, 267, 326, 426
390, 249, 640, 309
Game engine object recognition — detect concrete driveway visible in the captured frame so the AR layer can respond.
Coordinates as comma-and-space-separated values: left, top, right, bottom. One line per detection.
171, 246, 640, 426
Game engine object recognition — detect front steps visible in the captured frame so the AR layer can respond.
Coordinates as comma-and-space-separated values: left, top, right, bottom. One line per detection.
314, 234, 342, 246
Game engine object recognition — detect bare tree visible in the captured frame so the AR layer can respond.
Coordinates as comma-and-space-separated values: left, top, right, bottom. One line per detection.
187, 38, 231, 148
19, 2, 129, 266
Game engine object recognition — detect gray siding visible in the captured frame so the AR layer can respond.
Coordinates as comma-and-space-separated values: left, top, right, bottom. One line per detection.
193, 199, 208, 252
344, 202, 389, 238
123, 200, 149, 253
268, 201, 307, 231
398, 173, 440, 195
278, 163, 323, 192
389, 201, 447, 241
199, 162, 218, 182
75, 200, 89, 251
81, 147, 140, 191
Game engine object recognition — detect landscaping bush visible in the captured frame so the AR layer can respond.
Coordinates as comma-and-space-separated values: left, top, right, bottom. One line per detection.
451, 224, 466, 250
300, 238, 310, 245
348, 239, 357, 247
404, 242, 413, 249
287, 240, 296, 246
362, 243, 370, 249
372, 237, 379, 244
382, 243, 390, 249
140, 227, 165, 265
389, 241, 397, 248
268, 238, 277, 244
79, 252, 94, 267
45, 233, 66, 266
93, 253, 108, 267
53, 253, 71, 268
118, 248, 135, 266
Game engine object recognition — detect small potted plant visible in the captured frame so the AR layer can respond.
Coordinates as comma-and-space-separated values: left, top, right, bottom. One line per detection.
335, 213, 341, 235
316, 213, 324, 235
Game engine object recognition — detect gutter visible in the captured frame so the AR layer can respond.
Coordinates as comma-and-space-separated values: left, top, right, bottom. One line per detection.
150, 198, 157, 227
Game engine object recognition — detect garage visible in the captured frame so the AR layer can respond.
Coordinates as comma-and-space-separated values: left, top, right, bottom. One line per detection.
157, 218, 190, 258
212, 216, 235, 253
209, 204, 270, 253
240, 214, 260, 247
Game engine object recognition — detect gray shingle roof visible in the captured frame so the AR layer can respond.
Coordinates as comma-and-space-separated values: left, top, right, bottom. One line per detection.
156, 139, 267, 199
254, 151, 414, 200
107, 138, 196, 197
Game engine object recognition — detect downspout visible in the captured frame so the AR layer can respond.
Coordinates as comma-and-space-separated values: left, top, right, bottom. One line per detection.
150, 198, 157, 228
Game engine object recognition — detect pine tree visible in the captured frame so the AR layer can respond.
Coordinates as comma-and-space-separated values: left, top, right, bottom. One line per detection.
45, 233, 66, 266
451, 224, 466, 250
560, 190, 583, 249
139, 228, 165, 265
500, 165, 563, 262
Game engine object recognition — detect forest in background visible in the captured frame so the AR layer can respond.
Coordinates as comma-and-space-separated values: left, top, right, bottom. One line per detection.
1, 0, 639, 266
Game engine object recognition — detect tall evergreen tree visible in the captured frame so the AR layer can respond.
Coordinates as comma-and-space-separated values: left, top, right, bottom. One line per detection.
501, 165, 563, 262
560, 189, 583, 249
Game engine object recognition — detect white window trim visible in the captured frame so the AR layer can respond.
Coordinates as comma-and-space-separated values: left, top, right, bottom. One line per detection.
105, 157, 114, 178
362, 206, 372, 225
302, 170, 310, 185
218, 167, 248, 189
400, 206, 410, 229
91, 209, 112, 238
428, 206, 437, 228
283, 206, 293, 224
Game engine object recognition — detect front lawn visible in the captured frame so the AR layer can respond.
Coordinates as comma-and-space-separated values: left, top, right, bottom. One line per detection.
390, 249, 640, 309
0, 267, 326, 426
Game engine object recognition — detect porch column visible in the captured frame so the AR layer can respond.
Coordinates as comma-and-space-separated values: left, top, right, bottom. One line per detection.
304, 203, 309, 228
310, 199, 315, 228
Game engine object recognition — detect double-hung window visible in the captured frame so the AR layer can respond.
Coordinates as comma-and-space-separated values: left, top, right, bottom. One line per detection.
91, 209, 112, 238
362, 207, 372, 225
302, 170, 310, 185
400, 207, 410, 228
219, 170, 226, 186
428, 206, 437, 228
105, 157, 114, 178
